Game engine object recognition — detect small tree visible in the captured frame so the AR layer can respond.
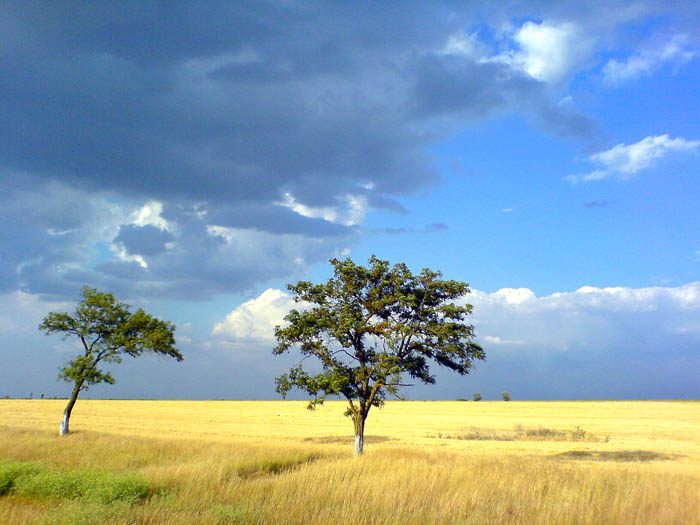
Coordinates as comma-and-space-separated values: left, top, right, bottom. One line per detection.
274, 256, 485, 455
473, 392, 482, 401
40, 286, 183, 435
501, 391, 511, 401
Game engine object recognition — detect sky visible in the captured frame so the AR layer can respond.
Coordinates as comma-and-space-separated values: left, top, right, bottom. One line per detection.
2, 1, 699, 401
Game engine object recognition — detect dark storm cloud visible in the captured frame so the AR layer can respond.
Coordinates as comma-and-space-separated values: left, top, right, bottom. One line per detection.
204, 204, 352, 237
1, 1, 446, 207
114, 225, 174, 256
2, 1, 676, 298
1, 2, 595, 203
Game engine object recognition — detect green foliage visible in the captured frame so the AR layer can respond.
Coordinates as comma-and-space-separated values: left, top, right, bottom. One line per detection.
473, 393, 482, 401
274, 256, 485, 430
0, 461, 42, 495
40, 286, 183, 393
0, 460, 152, 504
501, 391, 511, 401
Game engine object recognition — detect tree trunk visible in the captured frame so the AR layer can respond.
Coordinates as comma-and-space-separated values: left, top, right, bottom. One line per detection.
60, 383, 81, 436
353, 413, 366, 456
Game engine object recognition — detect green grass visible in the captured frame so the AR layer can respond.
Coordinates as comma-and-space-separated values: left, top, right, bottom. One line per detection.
210, 503, 265, 524
0, 460, 155, 505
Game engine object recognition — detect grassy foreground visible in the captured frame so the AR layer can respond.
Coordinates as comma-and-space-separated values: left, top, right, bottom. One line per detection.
0, 399, 698, 524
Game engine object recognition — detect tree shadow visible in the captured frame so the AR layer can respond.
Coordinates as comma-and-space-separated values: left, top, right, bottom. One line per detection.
302, 435, 392, 444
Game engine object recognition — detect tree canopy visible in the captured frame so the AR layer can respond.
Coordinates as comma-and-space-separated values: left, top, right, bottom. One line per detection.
40, 286, 183, 434
274, 256, 485, 454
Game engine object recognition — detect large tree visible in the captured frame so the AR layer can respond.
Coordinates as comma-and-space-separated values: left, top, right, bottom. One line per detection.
40, 286, 183, 435
274, 256, 485, 455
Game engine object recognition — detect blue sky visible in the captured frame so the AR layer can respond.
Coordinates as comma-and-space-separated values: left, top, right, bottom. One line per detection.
1, 1, 699, 400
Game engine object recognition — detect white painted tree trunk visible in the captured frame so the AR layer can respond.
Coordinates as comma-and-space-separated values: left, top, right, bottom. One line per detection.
60, 412, 70, 435
354, 433, 364, 456
60, 382, 81, 436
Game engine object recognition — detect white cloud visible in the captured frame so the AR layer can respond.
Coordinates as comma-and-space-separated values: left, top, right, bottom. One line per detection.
113, 246, 148, 269
491, 288, 536, 305
276, 192, 367, 227
482, 335, 525, 345
131, 200, 170, 231
206, 224, 236, 244
603, 35, 697, 85
565, 134, 700, 183
443, 20, 594, 84
210, 282, 700, 359
468, 282, 700, 352
488, 21, 593, 83
211, 289, 299, 341
442, 31, 484, 59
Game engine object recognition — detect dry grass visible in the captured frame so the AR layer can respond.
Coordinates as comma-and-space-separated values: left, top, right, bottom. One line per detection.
0, 399, 698, 524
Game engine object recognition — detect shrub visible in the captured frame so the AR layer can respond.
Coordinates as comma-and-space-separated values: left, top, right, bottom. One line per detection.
473, 393, 482, 401
501, 392, 511, 401
0, 460, 152, 504
0, 461, 43, 496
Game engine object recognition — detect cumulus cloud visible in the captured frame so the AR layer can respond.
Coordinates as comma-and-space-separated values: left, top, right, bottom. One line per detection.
206, 283, 700, 399
603, 35, 697, 85
131, 201, 172, 231
565, 134, 700, 183
1, 174, 351, 300
487, 21, 594, 83
468, 282, 700, 352
212, 289, 298, 342
210, 282, 700, 361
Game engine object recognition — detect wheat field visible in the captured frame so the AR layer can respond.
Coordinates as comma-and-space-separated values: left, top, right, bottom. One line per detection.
1, 399, 698, 524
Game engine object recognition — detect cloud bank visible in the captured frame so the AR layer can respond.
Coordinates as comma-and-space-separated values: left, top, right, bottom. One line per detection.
212, 282, 700, 354
209, 282, 700, 398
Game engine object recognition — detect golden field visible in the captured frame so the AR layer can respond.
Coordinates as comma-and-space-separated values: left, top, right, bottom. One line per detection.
1, 399, 698, 524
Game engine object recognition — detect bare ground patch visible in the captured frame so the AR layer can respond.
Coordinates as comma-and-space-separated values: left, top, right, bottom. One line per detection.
555, 450, 679, 462
428, 425, 609, 443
